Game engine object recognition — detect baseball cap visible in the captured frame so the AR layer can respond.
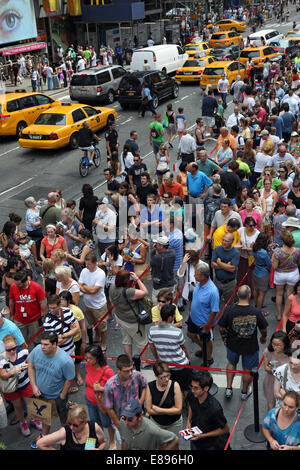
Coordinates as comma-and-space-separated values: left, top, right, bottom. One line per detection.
121, 399, 142, 418
291, 131, 299, 137
259, 129, 269, 137
96, 196, 109, 205
152, 235, 170, 246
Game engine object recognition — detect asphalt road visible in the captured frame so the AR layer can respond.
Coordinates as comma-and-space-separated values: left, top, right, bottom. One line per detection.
0, 9, 299, 452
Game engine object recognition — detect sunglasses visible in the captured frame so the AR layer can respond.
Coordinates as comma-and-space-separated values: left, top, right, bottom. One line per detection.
123, 416, 134, 422
158, 299, 167, 303
248, 224, 256, 228
5, 346, 17, 352
252, 191, 258, 194
68, 422, 83, 428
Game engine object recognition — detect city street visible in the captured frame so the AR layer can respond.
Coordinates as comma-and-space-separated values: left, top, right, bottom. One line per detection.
0, 8, 300, 451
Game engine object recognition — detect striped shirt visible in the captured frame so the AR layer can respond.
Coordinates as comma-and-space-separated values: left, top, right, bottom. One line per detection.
0, 347, 30, 390
43, 307, 76, 355
148, 323, 189, 369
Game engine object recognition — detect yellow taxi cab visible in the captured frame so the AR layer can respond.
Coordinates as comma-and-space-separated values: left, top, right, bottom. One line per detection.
199, 61, 247, 90
209, 31, 243, 47
184, 42, 212, 57
207, 19, 246, 32
18, 103, 117, 150
283, 30, 300, 44
0, 91, 60, 138
176, 56, 216, 82
239, 46, 281, 67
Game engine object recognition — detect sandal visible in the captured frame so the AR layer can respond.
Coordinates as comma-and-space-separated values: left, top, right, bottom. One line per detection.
70, 386, 79, 394
262, 311, 270, 317
66, 401, 77, 409
9, 415, 19, 425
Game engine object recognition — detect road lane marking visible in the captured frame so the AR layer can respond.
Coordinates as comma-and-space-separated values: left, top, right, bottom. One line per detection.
0, 146, 20, 158
0, 176, 34, 197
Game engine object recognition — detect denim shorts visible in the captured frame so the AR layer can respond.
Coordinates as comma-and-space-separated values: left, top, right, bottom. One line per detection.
152, 140, 162, 156
226, 348, 259, 370
86, 398, 112, 428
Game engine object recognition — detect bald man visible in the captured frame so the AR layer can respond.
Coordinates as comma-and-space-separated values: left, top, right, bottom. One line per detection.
39, 192, 62, 235
211, 232, 240, 305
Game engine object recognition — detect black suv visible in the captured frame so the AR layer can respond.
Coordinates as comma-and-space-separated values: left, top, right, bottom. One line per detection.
211, 45, 240, 61
117, 70, 179, 110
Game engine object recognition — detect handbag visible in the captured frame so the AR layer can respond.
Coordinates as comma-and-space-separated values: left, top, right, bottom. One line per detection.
0, 361, 18, 394
244, 231, 255, 267
122, 288, 152, 326
157, 161, 168, 172
94, 366, 109, 415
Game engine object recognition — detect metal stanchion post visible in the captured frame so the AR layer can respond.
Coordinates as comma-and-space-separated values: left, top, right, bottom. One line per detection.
133, 355, 141, 371
200, 331, 218, 396
244, 369, 266, 443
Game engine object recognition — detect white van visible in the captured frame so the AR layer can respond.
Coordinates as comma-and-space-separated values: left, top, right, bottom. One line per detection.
248, 29, 283, 46
130, 44, 188, 74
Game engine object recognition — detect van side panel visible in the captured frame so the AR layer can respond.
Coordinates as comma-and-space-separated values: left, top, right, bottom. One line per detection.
130, 51, 155, 71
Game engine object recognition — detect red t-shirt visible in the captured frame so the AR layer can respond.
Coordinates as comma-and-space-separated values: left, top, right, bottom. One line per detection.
9, 281, 45, 324
85, 363, 115, 406
257, 108, 267, 128
41, 235, 65, 258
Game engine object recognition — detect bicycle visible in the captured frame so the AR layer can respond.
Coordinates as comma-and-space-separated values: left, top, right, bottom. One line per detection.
79, 141, 101, 177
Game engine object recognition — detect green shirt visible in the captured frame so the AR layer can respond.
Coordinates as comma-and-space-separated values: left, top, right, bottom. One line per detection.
149, 122, 164, 142
120, 416, 176, 450
197, 158, 220, 177
292, 229, 300, 248
256, 177, 282, 192
237, 160, 250, 175
84, 50, 91, 59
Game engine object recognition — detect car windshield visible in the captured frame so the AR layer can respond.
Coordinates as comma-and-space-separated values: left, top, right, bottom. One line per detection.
240, 50, 260, 58
34, 113, 66, 125
211, 34, 226, 39
185, 45, 201, 51
286, 31, 300, 36
203, 67, 225, 76
183, 60, 206, 67
119, 75, 142, 90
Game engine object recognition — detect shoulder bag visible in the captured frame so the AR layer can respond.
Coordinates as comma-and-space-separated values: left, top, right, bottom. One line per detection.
131, 242, 152, 281
122, 288, 152, 326
0, 361, 18, 394
94, 365, 109, 415
146, 379, 172, 418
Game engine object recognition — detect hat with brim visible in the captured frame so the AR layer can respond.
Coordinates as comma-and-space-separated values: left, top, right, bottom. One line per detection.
153, 235, 169, 246
282, 217, 300, 229
121, 399, 142, 418
259, 129, 269, 137
96, 197, 109, 205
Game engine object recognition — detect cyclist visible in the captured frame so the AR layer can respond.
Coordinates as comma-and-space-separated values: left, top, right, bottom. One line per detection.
78, 121, 101, 166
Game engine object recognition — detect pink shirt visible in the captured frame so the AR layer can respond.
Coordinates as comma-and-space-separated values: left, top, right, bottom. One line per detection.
239, 209, 263, 230
289, 294, 300, 324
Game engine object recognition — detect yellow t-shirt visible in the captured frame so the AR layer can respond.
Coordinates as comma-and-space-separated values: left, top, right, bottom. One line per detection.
71, 304, 84, 342
151, 303, 182, 324
212, 224, 241, 250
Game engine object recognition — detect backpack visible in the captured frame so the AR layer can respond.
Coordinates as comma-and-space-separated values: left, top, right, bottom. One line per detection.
204, 196, 221, 226
150, 124, 159, 139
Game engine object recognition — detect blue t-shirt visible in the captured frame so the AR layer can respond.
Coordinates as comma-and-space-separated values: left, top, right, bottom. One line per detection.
262, 408, 300, 447
211, 246, 240, 282
202, 95, 218, 117
253, 248, 272, 278
0, 318, 25, 347
186, 171, 212, 197
140, 205, 163, 235
169, 229, 183, 272
280, 112, 295, 134
28, 345, 75, 399
190, 279, 219, 327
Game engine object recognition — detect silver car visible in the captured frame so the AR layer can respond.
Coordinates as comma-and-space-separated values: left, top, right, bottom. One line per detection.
69, 65, 127, 104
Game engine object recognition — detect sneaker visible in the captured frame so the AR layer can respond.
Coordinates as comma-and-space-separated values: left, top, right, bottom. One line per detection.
31, 433, 44, 449
225, 388, 233, 399
241, 386, 253, 401
30, 419, 42, 431
88, 161, 94, 167
19, 420, 31, 437
114, 322, 120, 329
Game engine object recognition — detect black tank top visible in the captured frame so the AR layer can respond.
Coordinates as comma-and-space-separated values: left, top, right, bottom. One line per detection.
148, 380, 181, 426
195, 127, 204, 147
60, 422, 98, 450
167, 111, 175, 124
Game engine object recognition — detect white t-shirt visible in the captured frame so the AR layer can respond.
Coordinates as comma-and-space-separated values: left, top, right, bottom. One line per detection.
100, 253, 123, 285
246, 96, 255, 112
78, 267, 106, 309
77, 58, 86, 71
218, 78, 229, 93
120, 151, 134, 172
254, 152, 272, 173
147, 39, 154, 47
46, 66, 53, 78
95, 208, 117, 243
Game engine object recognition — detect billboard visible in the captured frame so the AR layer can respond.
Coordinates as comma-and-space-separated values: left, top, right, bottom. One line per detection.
0, 0, 37, 45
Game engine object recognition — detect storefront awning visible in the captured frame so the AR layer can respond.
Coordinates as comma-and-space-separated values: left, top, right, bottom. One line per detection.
1, 42, 47, 57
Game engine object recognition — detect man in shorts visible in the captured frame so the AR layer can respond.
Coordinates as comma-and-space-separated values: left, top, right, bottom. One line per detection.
78, 252, 107, 351
218, 285, 268, 400
78, 120, 101, 165
201, 89, 218, 136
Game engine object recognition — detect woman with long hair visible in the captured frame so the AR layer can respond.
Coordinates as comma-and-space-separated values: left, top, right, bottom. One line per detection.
232, 186, 248, 212
78, 184, 98, 233
237, 216, 260, 295
252, 232, 272, 310
260, 177, 278, 234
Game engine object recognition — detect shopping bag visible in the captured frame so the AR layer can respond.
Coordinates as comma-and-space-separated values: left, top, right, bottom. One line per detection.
25, 397, 58, 426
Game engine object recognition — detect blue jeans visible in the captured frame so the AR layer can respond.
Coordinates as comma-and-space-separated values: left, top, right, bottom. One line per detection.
47, 77, 53, 90
86, 398, 112, 428
220, 92, 227, 109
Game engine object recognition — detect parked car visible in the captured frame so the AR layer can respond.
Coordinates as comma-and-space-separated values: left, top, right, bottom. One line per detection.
269, 39, 299, 58
211, 45, 240, 61
69, 65, 127, 104
130, 45, 187, 74
117, 70, 179, 109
